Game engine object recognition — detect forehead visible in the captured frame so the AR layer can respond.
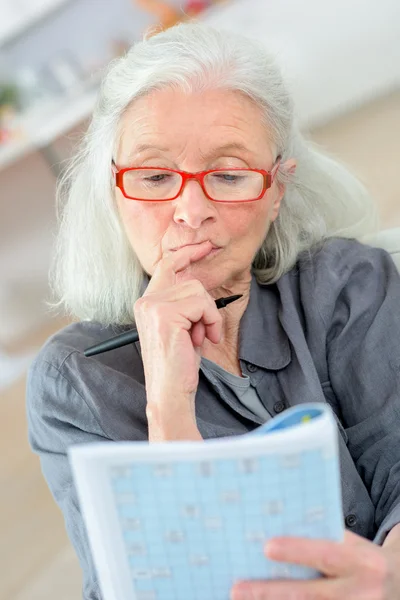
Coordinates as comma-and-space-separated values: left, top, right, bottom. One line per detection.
117, 87, 274, 163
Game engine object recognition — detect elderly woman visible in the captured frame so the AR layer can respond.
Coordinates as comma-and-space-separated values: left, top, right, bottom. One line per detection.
27, 22, 400, 600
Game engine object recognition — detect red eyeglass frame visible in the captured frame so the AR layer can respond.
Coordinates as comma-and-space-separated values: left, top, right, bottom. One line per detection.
111, 156, 281, 202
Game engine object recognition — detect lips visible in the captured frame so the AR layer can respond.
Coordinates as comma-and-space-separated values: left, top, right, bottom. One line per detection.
170, 242, 220, 252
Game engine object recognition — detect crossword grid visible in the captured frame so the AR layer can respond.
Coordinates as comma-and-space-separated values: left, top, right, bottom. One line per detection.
110, 448, 340, 600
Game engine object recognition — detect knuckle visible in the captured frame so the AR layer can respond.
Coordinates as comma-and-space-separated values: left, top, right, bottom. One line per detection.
134, 296, 161, 323
319, 548, 339, 574
134, 295, 153, 313
161, 251, 174, 265
184, 279, 211, 305
133, 296, 147, 316
363, 550, 389, 584
190, 279, 206, 296
355, 549, 388, 599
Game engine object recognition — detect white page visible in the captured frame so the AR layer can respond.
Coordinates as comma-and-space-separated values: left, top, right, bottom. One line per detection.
69, 404, 343, 600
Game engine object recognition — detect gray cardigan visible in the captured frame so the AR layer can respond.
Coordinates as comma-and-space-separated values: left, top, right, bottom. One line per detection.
26, 238, 400, 600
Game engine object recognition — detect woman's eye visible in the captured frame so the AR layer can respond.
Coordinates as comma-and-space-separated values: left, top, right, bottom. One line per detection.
144, 174, 169, 183
213, 173, 243, 183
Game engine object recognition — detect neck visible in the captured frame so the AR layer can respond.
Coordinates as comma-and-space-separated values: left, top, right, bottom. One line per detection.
203, 272, 252, 354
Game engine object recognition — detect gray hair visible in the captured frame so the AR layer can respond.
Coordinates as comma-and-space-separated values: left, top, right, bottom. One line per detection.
48, 22, 378, 325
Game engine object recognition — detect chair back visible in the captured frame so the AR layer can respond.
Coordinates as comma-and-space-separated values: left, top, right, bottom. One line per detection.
360, 228, 400, 271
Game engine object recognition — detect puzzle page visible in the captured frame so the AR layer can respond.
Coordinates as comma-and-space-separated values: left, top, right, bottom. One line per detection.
70, 403, 344, 600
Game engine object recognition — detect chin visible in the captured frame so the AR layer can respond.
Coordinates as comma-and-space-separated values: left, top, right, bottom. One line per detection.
174, 267, 221, 291
175, 259, 241, 294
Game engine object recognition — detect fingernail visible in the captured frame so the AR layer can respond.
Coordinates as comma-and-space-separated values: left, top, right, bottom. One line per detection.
265, 540, 275, 556
265, 539, 280, 557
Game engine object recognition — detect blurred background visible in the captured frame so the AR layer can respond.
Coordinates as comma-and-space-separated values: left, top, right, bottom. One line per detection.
0, 0, 399, 598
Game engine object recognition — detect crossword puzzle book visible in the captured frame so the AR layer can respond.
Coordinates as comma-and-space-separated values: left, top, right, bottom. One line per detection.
69, 403, 344, 600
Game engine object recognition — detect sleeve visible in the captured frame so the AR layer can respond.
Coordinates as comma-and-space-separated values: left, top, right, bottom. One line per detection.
323, 243, 400, 545
26, 357, 111, 600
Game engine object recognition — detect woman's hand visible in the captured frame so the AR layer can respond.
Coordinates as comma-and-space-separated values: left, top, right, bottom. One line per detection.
231, 530, 400, 599
134, 240, 222, 440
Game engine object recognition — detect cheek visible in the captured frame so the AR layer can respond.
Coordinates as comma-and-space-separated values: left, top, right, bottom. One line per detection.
116, 195, 171, 265
224, 201, 270, 241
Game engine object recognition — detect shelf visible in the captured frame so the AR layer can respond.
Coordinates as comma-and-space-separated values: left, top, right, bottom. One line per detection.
0, 77, 99, 170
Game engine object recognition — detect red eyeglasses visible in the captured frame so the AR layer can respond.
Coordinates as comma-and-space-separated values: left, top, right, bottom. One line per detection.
112, 157, 281, 203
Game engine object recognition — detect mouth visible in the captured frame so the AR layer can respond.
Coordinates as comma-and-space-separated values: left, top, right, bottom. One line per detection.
207, 247, 221, 256
170, 242, 221, 252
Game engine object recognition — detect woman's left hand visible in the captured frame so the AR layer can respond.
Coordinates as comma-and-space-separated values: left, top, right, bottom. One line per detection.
231, 530, 400, 599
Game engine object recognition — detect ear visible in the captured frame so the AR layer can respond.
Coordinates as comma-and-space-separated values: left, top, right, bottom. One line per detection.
270, 158, 297, 222
283, 158, 297, 176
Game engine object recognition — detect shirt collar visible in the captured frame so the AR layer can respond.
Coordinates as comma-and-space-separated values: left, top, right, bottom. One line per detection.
239, 273, 291, 370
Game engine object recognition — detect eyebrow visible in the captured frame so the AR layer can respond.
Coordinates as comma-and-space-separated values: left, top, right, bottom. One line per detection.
200, 142, 252, 159
128, 142, 252, 162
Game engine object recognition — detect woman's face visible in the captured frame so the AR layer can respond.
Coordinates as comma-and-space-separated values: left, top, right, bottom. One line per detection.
115, 87, 292, 291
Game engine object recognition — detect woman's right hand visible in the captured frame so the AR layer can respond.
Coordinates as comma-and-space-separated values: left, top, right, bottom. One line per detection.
133, 240, 222, 439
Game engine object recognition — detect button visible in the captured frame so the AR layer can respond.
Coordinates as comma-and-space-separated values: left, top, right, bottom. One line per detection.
345, 514, 357, 528
273, 401, 286, 414
246, 363, 258, 373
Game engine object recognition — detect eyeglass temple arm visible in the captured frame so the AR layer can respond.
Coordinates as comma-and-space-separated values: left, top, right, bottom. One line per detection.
111, 159, 119, 176
271, 155, 282, 182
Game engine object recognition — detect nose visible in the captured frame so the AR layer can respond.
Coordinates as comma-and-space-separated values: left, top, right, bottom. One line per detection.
173, 178, 216, 229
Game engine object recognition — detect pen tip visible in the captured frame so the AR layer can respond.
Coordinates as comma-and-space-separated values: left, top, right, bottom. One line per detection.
227, 294, 243, 302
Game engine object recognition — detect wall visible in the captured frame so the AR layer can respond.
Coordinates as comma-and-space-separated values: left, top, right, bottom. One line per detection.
1, 0, 399, 346
202, 0, 400, 128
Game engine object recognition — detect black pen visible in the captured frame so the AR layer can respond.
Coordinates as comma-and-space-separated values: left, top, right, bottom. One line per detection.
84, 294, 243, 357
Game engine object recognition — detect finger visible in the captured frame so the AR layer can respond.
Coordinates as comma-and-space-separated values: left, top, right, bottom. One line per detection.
342, 530, 367, 547
148, 241, 214, 291
191, 320, 206, 347
382, 522, 400, 549
187, 295, 222, 345
191, 318, 223, 347
135, 280, 222, 345
265, 535, 370, 578
231, 578, 339, 600
159, 295, 222, 344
